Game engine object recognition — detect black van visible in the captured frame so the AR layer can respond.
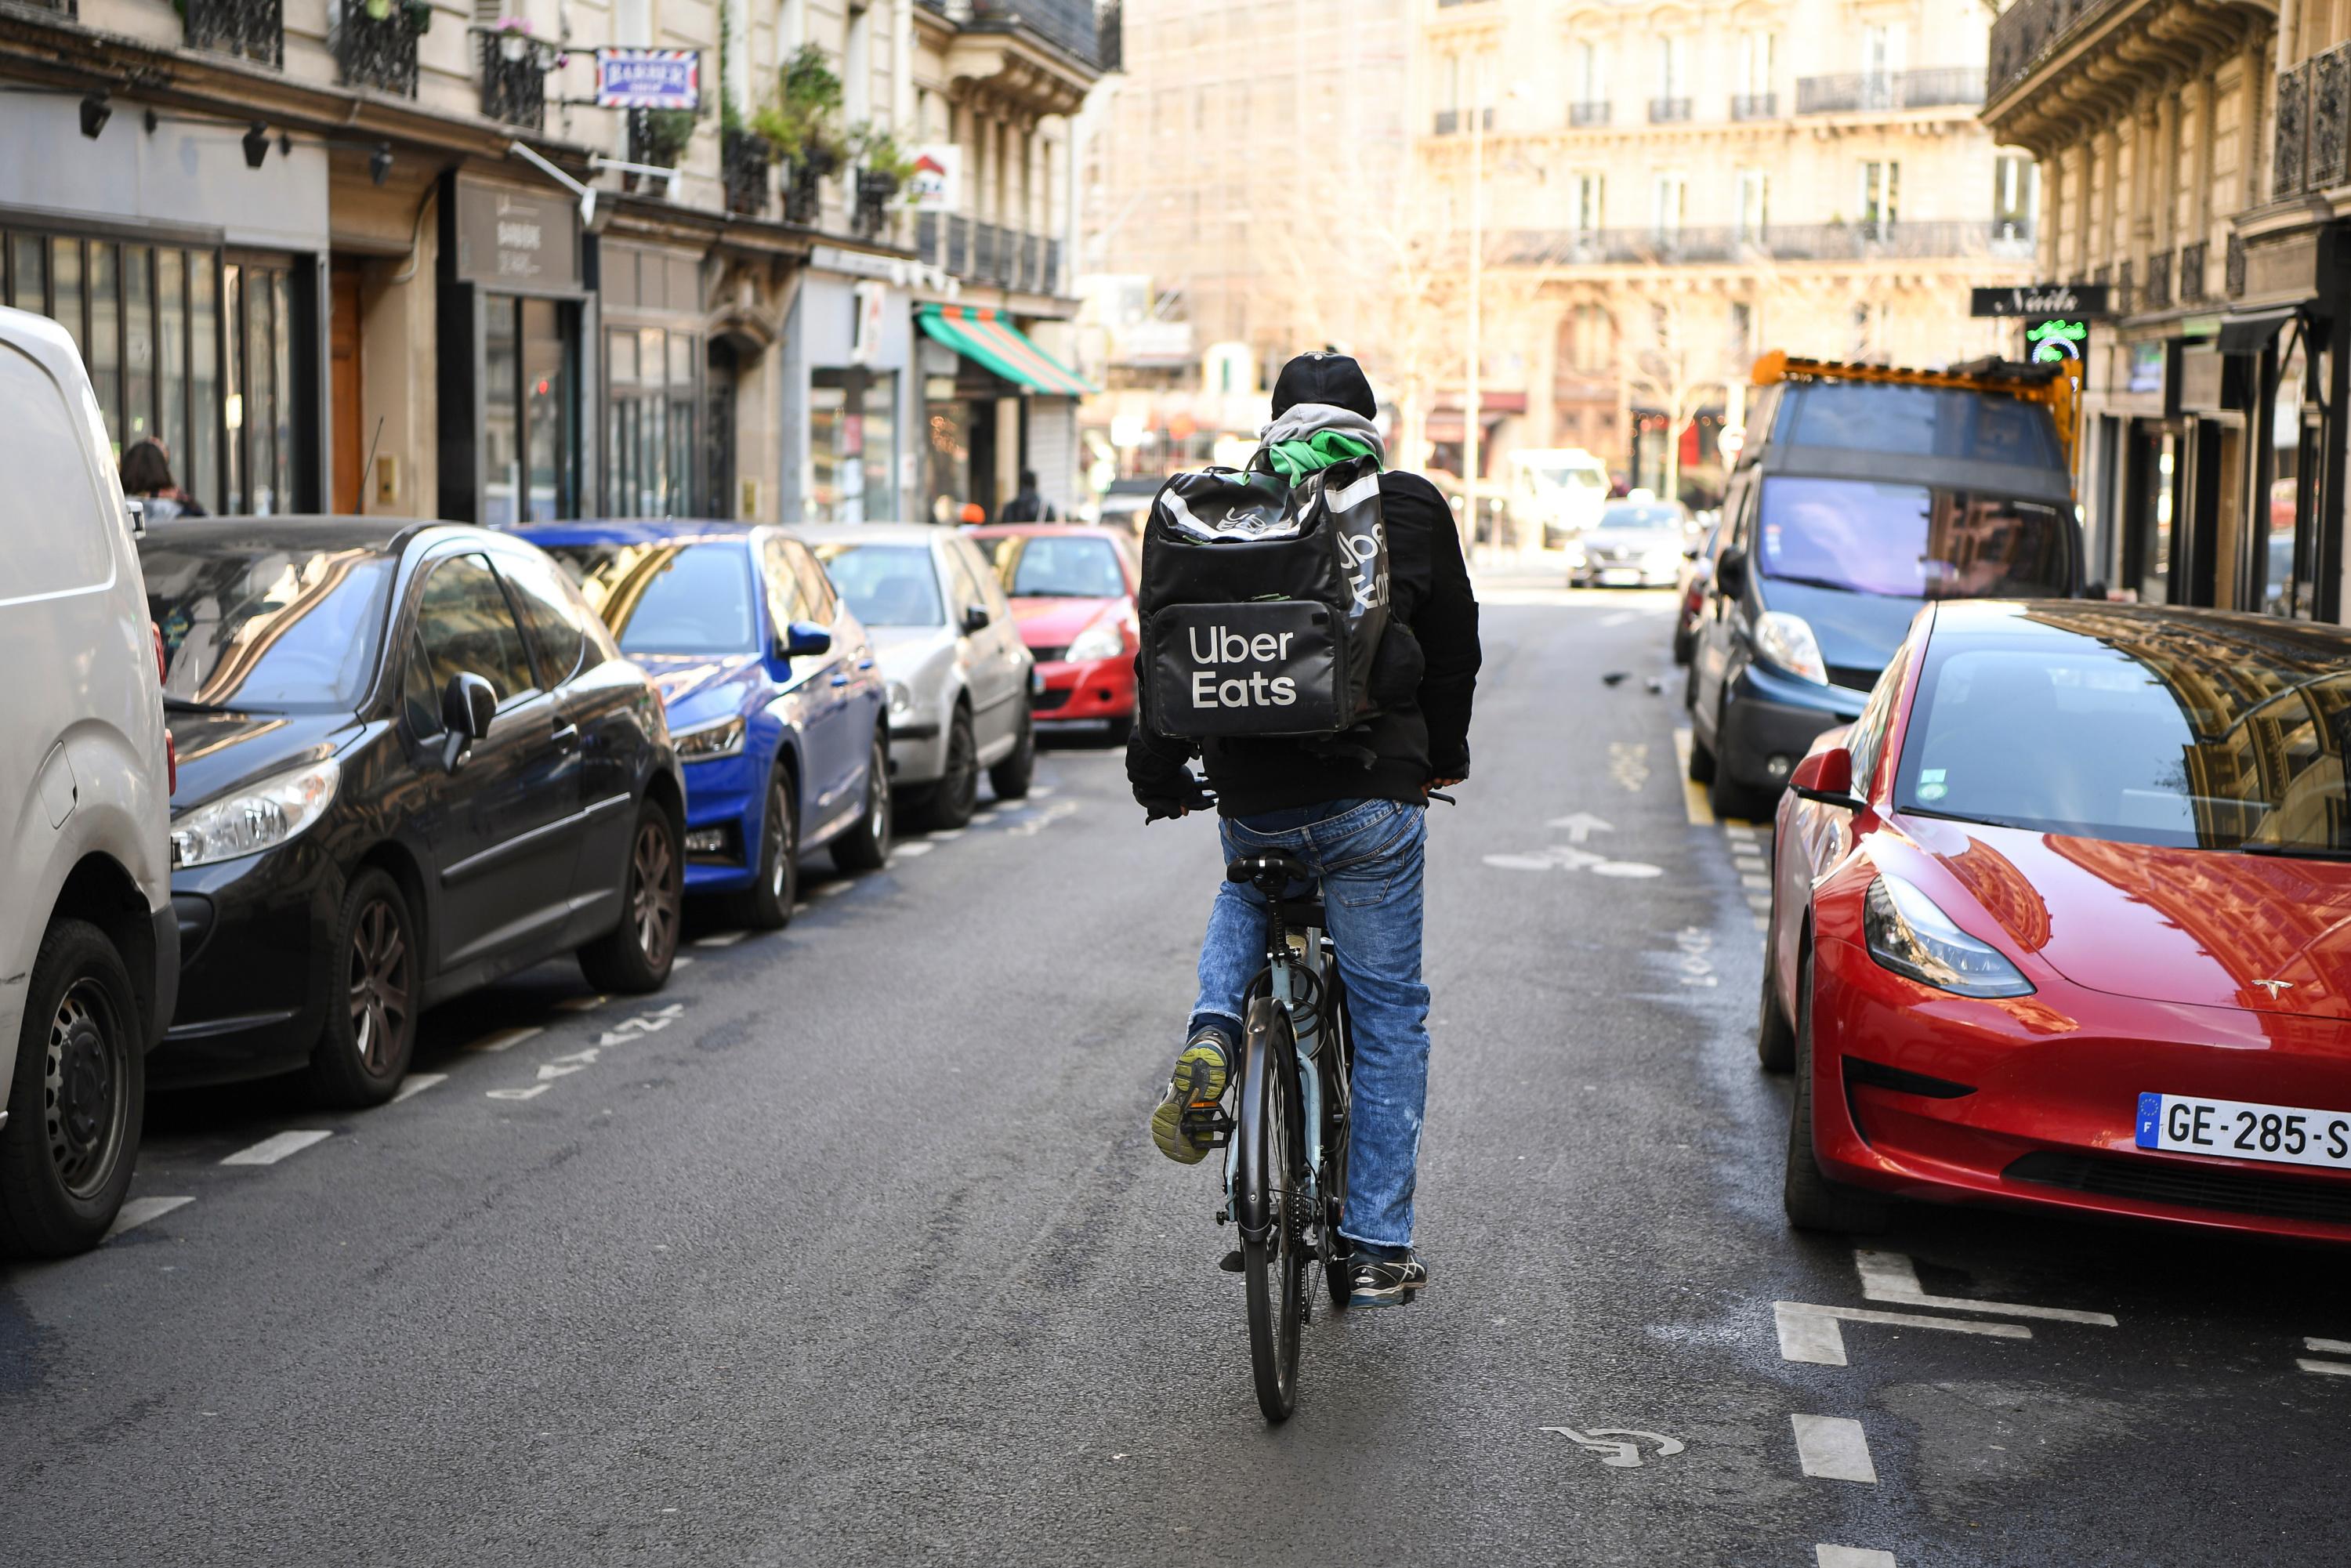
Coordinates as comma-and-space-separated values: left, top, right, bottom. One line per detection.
1685, 360, 2081, 816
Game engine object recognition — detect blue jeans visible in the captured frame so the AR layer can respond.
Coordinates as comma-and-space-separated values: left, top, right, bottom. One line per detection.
1190, 797, 1432, 1251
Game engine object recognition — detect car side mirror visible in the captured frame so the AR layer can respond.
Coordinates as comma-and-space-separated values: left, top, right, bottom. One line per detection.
440, 671, 497, 770
962, 603, 991, 635
1715, 545, 1749, 599
1788, 745, 1857, 807
779, 620, 832, 659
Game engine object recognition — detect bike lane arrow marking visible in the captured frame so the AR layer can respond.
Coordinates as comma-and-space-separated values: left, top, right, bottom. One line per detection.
1538, 1426, 1685, 1468
1546, 812, 1615, 843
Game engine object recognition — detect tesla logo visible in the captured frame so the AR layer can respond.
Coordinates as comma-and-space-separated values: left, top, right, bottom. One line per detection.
2254, 979, 2295, 998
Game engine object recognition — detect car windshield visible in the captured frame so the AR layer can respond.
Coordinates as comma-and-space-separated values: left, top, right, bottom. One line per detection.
1895, 617, 2351, 853
1527, 462, 1607, 492
542, 541, 758, 654
1776, 382, 2064, 468
143, 543, 395, 712
1599, 504, 1682, 530
980, 534, 1128, 598
1758, 476, 2070, 599
812, 544, 944, 627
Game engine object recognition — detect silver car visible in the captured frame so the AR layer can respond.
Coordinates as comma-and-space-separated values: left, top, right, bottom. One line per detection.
802, 523, 1035, 830
1570, 498, 1694, 588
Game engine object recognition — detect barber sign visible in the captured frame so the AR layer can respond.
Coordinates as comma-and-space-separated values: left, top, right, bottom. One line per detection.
596, 49, 701, 110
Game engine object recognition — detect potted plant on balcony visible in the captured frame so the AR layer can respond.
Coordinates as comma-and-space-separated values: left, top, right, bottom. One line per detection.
847, 124, 915, 238
751, 44, 845, 224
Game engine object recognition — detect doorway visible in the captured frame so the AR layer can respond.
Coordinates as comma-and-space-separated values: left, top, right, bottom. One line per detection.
331, 260, 364, 513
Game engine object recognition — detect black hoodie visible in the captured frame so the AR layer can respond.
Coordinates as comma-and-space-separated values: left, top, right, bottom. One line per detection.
1125, 354, 1482, 818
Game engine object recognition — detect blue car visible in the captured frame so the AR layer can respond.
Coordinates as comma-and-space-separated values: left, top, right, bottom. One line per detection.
513, 521, 893, 925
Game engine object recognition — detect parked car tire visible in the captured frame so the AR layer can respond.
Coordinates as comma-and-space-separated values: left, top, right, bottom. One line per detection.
1685, 714, 1717, 786
1756, 931, 1796, 1074
915, 708, 980, 831
306, 867, 419, 1108
1784, 950, 1890, 1234
989, 709, 1035, 802
0, 918, 143, 1258
831, 730, 895, 874
728, 766, 800, 932
580, 800, 682, 994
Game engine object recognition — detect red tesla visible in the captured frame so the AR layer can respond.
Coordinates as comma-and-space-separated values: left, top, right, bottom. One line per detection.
967, 523, 1139, 741
1763, 600, 2351, 1242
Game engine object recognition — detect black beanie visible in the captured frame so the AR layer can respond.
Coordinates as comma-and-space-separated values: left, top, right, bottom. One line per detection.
1270, 352, 1377, 421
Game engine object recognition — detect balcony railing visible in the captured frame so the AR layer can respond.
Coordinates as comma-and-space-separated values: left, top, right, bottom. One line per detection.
723, 128, 771, 217
1490, 219, 2033, 266
2143, 249, 2171, 310
955, 0, 1099, 65
853, 171, 897, 240
1988, 0, 2130, 103
1649, 96, 1693, 122
186, 0, 283, 67
15, 0, 75, 14
913, 216, 1062, 292
1730, 92, 1777, 120
783, 161, 823, 225
2226, 232, 2246, 298
1568, 100, 1610, 127
2179, 240, 2208, 302
478, 32, 551, 131
1433, 107, 1494, 134
948, 213, 971, 273
1795, 68, 1984, 114
336, 2, 419, 96
2277, 44, 2351, 198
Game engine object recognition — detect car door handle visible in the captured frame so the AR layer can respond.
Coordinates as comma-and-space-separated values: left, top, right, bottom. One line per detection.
552, 722, 580, 751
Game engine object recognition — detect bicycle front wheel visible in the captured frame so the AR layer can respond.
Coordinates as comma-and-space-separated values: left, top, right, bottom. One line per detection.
1237, 994, 1306, 1424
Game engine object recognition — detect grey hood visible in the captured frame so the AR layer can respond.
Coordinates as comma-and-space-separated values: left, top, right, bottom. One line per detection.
1258, 402, 1386, 469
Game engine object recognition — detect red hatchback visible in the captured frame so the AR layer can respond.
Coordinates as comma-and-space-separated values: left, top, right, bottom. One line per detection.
968, 524, 1140, 740
1764, 601, 2351, 1242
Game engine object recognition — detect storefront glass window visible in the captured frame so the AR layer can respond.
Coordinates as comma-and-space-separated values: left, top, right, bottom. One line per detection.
222, 263, 243, 512
51, 238, 82, 356
89, 241, 118, 451
8, 234, 41, 312
272, 270, 294, 517
484, 296, 520, 525
158, 249, 185, 468
2132, 426, 2175, 606
605, 324, 697, 517
521, 297, 574, 522
123, 245, 153, 449
2268, 342, 2309, 617
190, 259, 219, 511
810, 368, 897, 523
245, 263, 277, 512
924, 386, 971, 525
861, 371, 897, 521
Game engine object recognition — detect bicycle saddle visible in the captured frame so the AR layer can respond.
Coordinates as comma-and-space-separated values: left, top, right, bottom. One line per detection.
1226, 850, 1313, 888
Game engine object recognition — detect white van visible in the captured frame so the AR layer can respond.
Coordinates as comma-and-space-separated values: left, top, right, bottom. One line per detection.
0, 306, 176, 1256
1505, 447, 1610, 549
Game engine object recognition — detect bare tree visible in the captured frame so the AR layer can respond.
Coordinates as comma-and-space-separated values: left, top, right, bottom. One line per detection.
1614, 281, 1738, 505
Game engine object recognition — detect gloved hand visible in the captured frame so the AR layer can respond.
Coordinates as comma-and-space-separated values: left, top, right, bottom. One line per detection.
1137, 770, 1216, 822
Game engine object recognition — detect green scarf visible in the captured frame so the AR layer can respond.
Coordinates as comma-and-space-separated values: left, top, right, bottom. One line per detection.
1262, 430, 1381, 485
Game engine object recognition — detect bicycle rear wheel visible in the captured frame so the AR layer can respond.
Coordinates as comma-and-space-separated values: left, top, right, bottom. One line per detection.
1237, 994, 1306, 1423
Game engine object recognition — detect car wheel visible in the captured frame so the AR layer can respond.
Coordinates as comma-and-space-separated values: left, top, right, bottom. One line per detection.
831, 730, 895, 873
913, 708, 979, 831
1672, 621, 1695, 666
729, 766, 799, 931
1686, 711, 1717, 785
1756, 929, 1796, 1074
580, 799, 682, 994
988, 708, 1035, 802
1784, 948, 1891, 1234
307, 868, 419, 1108
0, 919, 143, 1258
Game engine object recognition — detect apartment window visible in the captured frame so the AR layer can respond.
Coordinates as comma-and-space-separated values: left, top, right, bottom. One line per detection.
843, 3, 871, 125
1730, 302, 1754, 360
1566, 303, 1613, 372
1860, 161, 1899, 237
1863, 24, 1902, 105
1574, 172, 1606, 234
1446, 52, 1464, 112
1574, 41, 1604, 105
1994, 154, 2038, 237
1736, 169, 1769, 239
1651, 172, 1686, 240
1738, 31, 1774, 96
1656, 35, 1685, 99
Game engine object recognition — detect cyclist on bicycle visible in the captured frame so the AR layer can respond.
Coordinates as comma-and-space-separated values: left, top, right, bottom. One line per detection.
1130, 351, 1481, 1309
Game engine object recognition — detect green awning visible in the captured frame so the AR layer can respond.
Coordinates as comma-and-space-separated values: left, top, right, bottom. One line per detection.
918, 302, 1094, 396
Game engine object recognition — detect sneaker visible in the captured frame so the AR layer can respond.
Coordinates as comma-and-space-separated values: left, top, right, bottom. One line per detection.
1346, 1248, 1429, 1308
1149, 1030, 1231, 1164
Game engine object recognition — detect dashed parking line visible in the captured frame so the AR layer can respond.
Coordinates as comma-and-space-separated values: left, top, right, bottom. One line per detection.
1856, 1250, 2118, 1327
105, 1195, 193, 1240
927, 829, 966, 842
1774, 1301, 2033, 1366
2299, 1338, 2351, 1376
1817, 1548, 1898, 1568
695, 930, 748, 947
894, 840, 937, 858
2306, 1336, 2351, 1353
467, 1026, 544, 1054
221, 1129, 331, 1167
1791, 1414, 1877, 1483
390, 1072, 448, 1103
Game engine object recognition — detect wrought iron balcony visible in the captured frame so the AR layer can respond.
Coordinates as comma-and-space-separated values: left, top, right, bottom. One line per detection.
625, 108, 694, 192
1488, 219, 2024, 266
186, 0, 283, 68
1730, 92, 1777, 120
2276, 43, 2351, 199
947, 214, 971, 274
1044, 237, 1061, 295
336, 2, 419, 97
2179, 240, 2208, 302
1568, 100, 1610, 127
723, 128, 771, 217
783, 161, 823, 225
2226, 232, 2246, 298
2143, 250, 2171, 310
1795, 68, 1984, 114
478, 31, 551, 131
853, 171, 897, 240
1432, 108, 1494, 135
1988, 0, 2130, 103
1648, 96, 1693, 123
948, 0, 1101, 66
14, 0, 75, 15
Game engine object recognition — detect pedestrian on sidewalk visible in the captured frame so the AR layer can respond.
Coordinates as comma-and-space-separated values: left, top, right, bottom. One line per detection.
1000, 469, 1058, 523
120, 438, 206, 523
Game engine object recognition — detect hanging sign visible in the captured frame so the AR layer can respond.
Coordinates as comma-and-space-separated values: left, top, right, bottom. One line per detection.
1972, 284, 2111, 319
595, 49, 701, 110
2025, 316, 2089, 364
907, 146, 962, 213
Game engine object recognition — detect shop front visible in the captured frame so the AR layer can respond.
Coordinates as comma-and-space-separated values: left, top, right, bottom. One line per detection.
437, 174, 591, 526
913, 301, 1094, 524
599, 238, 708, 519
0, 91, 328, 513
785, 262, 911, 524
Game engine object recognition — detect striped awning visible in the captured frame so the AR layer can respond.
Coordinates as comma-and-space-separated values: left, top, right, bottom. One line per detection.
917, 302, 1095, 396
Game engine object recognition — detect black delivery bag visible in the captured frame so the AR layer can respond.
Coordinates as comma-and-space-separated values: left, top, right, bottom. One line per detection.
1136, 454, 1390, 739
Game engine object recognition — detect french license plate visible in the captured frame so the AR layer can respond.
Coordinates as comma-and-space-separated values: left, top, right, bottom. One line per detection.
2135, 1092, 2351, 1171
1599, 568, 1640, 586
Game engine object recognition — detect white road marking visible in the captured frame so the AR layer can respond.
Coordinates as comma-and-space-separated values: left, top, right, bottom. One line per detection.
221, 1129, 331, 1167
893, 840, 936, 857
487, 1085, 551, 1101
1791, 1414, 1877, 1483
1856, 1250, 2118, 1326
555, 994, 609, 1012
694, 930, 748, 947
1547, 812, 1614, 843
671, 955, 694, 968
1007, 800, 1081, 838
792, 903, 810, 916
1817, 1548, 1899, 1568
1741, 874, 1770, 889
467, 1026, 544, 1054
1722, 821, 1759, 840
1028, 785, 1057, 798
1607, 741, 1650, 793
1484, 853, 1558, 871
1774, 1301, 2033, 1366
1539, 1426, 1685, 1468
105, 1195, 193, 1239
2296, 1358, 2351, 1377
970, 811, 998, 825
815, 882, 853, 896
928, 829, 966, 842
391, 1073, 448, 1103
1590, 860, 1663, 878
1601, 610, 1639, 627
2306, 1337, 2351, 1354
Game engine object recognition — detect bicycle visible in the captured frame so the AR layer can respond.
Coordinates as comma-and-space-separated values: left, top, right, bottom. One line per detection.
1197, 848, 1361, 1423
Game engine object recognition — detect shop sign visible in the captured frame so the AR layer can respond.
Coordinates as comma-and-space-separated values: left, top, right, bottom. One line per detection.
2025, 316, 2088, 364
595, 49, 701, 110
2127, 341, 2165, 396
1972, 284, 2111, 319
907, 145, 962, 213
850, 281, 889, 365
454, 180, 580, 291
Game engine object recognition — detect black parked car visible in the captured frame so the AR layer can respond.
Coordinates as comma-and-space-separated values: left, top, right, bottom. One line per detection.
143, 520, 686, 1105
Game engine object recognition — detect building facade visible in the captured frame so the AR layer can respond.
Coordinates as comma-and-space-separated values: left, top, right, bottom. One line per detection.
0, 0, 1103, 527
1420, 0, 2032, 506
1983, 0, 2351, 622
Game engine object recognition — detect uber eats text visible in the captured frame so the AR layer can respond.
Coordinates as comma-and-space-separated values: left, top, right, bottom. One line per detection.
1188, 625, 1300, 709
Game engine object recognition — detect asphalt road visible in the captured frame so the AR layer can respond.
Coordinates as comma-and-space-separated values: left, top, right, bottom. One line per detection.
6, 578, 2350, 1567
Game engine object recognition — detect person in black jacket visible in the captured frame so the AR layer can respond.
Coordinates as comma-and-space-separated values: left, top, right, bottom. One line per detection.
1129, 351, 1480, 1309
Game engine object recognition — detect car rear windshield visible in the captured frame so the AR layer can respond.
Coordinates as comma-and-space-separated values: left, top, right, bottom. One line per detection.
1598, 503, 1683, 530
813, 544, 943, 627
1775, 382, 2063, 469
144, 543, 395, 712
1758, 476, 2070, 599
976, 534, 1127, 599
541, 541, 757, 654
1895, 624, 2351, 853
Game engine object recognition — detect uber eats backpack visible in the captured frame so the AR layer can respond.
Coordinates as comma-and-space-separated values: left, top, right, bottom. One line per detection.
1136, 453, 1390, 740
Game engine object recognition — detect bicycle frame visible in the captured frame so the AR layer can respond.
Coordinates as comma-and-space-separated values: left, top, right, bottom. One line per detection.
1226, 904, 1348, 1251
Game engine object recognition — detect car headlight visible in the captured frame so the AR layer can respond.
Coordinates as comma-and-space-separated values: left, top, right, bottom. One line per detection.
887, 680, 915, 720
1864, 873, 2035, 998
170, 756, 341, 870
674, 715, 747, 761
1065, 614, 1128, 664
1752, 610, 1828, 685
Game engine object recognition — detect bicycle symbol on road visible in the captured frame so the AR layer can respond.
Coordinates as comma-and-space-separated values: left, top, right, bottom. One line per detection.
1540, 1425, 1686, 1468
